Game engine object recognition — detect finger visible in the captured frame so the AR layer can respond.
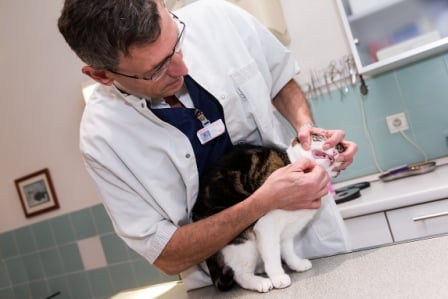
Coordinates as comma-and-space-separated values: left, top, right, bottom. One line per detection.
288, 157, 316, 173
309, 198, 322, 209
297, 126, 313, 150
323, 130, 345, 150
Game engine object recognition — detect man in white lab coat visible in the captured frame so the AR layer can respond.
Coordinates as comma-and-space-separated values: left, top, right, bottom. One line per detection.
58, 0, 357, 290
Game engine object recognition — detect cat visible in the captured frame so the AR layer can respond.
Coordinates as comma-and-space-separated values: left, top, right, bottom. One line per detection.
192, 134, 345, 293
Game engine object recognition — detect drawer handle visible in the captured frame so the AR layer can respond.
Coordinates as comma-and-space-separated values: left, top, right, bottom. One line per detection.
413, 211, 448, 222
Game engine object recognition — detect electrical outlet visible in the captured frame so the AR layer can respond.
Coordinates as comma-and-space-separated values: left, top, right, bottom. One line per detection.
386, 112, 409, 134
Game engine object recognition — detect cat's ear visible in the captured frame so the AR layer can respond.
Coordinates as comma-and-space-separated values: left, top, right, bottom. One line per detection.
82, 66, 115, 86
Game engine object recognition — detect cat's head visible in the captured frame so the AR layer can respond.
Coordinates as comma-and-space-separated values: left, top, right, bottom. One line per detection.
286, 134, 345, 177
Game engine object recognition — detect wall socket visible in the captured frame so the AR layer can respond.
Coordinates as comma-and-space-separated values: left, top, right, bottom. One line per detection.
386, 112, 409, 134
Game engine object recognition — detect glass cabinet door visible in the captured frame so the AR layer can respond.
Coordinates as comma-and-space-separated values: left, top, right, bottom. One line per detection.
337, 0, 448, 76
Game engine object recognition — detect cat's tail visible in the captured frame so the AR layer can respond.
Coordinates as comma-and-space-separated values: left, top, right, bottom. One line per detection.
206, 253, 235, 291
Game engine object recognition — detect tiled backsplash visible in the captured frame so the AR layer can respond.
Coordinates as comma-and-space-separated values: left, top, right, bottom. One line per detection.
0, 204, 178, 299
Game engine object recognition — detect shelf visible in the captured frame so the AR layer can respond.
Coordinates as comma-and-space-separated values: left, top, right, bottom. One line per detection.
347, 0, 407, 23
357, 37, 448, 76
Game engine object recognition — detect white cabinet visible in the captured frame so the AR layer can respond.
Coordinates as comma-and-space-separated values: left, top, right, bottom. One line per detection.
344, 212, 393, 250
336, 0, 448, 76
386, 198, 448, 242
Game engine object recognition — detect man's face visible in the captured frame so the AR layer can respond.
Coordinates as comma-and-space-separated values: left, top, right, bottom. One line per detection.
108, 2, 189, 99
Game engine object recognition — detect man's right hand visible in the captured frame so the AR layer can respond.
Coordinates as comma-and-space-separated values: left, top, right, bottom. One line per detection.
253, 158, 330, 212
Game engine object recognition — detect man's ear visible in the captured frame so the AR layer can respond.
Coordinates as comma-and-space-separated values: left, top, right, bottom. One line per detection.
82, 66, 114, 86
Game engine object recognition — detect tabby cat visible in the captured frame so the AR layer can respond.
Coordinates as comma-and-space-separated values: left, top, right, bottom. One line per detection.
192, 134, 344, 293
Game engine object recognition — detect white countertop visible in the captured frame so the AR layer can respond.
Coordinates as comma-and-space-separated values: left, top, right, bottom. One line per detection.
113, 235, 448, 299
335, 158, 448, 219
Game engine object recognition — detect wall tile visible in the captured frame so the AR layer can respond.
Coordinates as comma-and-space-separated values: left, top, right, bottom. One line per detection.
14, 226, 37, 255
109, 263, 138, 294
77, 236, 107, 271
0, 287, 14, 299
87, 267, 114, 298
32, 220, 55, 250
50, 214, 75, 245
70, 209, 97, 240
101, 233, 130, 264
5, 257, 28, 284
47, 276, 70, 299
40, 248, 64, 277
12, 283, 31, 299
22, 253, 44, 281
66, 272, 92, 299
0, 232, 18, 259
59, 243, 83, 273
0, 260, 11, 288
29, 279, 49, 299
91, 204, 114, 234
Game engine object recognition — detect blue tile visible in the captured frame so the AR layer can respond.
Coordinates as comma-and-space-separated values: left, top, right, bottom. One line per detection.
12, 283, 31, 299
70, 208, 97, 240
32, 220, 56, 250
59, 243, 83, 273
0, 287, 14, 299
5, 257, 28, 284
101, 234, 130, 264
22, 253, 44, 281
40, 248, 64, 277
87, 268, 114, 298
0, 232, 19, 259
29, 279, 49, 299
108, 263, 138, 293
14, 226, 37, 255
47, 276, 70, 299
66, 272, 92, 298
0, 260, 11, 288
91, 204, 114, 234
51, 215, 76, 245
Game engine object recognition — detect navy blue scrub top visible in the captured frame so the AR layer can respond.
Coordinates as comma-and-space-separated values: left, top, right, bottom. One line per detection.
148, 75, 233, 176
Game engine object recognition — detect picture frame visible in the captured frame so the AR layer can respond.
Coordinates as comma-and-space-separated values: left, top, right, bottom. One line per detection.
15, 168, 59, 218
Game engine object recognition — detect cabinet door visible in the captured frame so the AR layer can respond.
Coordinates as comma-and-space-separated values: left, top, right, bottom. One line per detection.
344, 212, 393, 250
336, 0, 448, 75
386, 199, 448, 242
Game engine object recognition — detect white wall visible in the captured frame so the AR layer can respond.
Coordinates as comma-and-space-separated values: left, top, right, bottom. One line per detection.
0, 0, 349, 233
0, 0, 100, 232
280, 0, 351, 86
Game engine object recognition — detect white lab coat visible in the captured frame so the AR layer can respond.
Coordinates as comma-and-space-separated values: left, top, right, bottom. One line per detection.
80, 0, 350, 290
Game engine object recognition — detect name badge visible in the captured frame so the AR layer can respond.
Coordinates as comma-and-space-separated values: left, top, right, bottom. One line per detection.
197, 119, 225, 144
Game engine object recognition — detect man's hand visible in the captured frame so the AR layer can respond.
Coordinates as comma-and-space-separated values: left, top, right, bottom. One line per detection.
253, 158, 330, 211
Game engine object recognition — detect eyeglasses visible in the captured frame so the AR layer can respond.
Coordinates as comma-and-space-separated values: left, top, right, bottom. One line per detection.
108, 12, 186, 81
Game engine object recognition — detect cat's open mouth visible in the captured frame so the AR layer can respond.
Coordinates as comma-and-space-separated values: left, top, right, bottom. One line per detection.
311, 149, 335, 166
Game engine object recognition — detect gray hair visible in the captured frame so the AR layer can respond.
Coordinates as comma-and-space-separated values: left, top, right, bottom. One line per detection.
58, 0, 162, 70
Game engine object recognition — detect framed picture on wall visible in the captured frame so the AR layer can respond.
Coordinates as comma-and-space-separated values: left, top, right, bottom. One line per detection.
15, 168, 60, 218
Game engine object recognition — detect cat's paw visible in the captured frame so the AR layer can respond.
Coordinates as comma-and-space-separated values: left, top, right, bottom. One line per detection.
288, 258, 312, 272
270, 274, 291, 289
252, 277, 274, 293
239, 276, 273, 293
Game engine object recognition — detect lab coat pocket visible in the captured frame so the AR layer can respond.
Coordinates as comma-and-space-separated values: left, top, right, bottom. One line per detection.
229, 60, 274, 134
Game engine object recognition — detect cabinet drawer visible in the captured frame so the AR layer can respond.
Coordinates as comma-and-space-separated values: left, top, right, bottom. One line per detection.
387, 199, 448, 242
344, 212, 393, 250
